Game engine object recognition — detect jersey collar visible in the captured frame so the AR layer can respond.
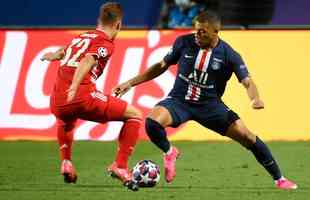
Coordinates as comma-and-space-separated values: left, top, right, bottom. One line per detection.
95, 28, 113, 42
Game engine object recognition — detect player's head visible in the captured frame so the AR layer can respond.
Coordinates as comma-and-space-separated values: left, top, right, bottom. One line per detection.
98, 2, 123, 39
193, 11, 221, 48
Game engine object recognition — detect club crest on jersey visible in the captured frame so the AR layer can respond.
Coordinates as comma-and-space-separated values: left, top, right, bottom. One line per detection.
240, 64, 247, 69
211, 61, 221, 70
98, 47, 108, 58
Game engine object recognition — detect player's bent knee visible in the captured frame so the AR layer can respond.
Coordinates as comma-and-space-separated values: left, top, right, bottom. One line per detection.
147, 106, 173, 127
124, 104, 142, 120
132, 107, 143, 119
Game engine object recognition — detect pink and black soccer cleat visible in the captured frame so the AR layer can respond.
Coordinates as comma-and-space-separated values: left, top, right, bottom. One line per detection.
107, 162, 132, 184
275, 177, 298, 190
61, 160, 77, 184
163, 146, 180, 183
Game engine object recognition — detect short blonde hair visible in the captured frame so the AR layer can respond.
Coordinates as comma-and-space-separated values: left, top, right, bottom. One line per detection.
99, 2, 123, 25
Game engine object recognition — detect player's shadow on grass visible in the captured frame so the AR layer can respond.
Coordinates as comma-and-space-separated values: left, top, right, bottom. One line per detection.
158, 185, 309, 192
75, 184, 122, 189
1, 184, 308, 192
0, 183, 126, 192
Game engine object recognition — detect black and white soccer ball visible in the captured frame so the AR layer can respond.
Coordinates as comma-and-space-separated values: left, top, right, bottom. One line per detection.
132, 160, 160, 187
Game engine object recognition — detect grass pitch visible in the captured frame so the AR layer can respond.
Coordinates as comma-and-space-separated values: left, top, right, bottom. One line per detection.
0, 140, 309, 200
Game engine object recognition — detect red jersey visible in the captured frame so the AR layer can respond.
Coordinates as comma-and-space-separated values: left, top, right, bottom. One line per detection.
52, 29, 114, 106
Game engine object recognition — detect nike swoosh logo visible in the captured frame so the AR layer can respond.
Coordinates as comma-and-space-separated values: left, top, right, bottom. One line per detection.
184, 54, 193, 58
60, 144, 68, 149
213, 57, 224, 63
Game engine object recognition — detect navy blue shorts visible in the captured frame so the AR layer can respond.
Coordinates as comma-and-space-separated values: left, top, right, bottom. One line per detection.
157, 97, 240, 135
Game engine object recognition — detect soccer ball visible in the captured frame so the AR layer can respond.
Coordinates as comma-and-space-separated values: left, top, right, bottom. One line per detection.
132, 160, 160, 187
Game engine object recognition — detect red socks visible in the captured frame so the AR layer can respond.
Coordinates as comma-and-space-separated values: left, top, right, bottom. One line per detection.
115, 118, 141, 168
57, 121, 75, 161
56, 118, 140, 169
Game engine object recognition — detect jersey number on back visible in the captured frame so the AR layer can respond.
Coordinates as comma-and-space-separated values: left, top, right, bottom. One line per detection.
60, 38, 91, 67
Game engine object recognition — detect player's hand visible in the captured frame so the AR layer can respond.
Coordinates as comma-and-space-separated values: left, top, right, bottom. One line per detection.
66, 85, 78, 102
40, 52, 55, 61
251, 99, 264, 109
112, 82, 132, 98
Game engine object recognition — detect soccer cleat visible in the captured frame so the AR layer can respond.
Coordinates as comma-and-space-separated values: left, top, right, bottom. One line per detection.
61, 160, 77, 184
126, 180, 139, 191
163, 146, 180, 183
275, 177, 298, 190
107, 162, 132, 184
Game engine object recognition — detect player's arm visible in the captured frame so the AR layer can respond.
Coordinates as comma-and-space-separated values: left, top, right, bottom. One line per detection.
241, 77, 264, 109
41, 47, 65, 61
67, 55, 97, 102
230, 49, 264, 109
113, 60, 170, 97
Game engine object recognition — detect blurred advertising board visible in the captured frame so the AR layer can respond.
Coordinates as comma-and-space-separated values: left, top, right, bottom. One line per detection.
0, 29, 309, 141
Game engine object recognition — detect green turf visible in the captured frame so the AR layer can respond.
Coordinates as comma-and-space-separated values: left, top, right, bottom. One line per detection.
0, 141, 309, 200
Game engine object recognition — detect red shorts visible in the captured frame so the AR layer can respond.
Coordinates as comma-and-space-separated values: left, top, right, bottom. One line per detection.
50, 91, 127, 127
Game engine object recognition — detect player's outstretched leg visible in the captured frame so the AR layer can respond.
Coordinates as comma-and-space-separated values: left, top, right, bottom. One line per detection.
107, 104, 141, 189
249, 137, 297, 190
145, 117, 180, 183
225, 119, 297, 190
57, 120, 77, 183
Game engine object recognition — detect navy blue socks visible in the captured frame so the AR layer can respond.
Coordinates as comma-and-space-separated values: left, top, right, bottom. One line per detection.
145, 118, 171, 153
249, 137, 282, 180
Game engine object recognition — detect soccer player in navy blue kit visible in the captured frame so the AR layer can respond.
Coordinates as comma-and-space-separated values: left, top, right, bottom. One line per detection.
113, 11, 297, 190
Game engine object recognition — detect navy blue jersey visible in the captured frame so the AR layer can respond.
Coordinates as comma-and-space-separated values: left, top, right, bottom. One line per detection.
164, 33, 249, 104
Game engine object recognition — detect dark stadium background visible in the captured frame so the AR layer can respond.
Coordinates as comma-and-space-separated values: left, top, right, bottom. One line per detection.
1, 0, 310, 28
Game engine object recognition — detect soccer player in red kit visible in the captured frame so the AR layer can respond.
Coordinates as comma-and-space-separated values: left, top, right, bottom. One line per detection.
41, 2, 141, 187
